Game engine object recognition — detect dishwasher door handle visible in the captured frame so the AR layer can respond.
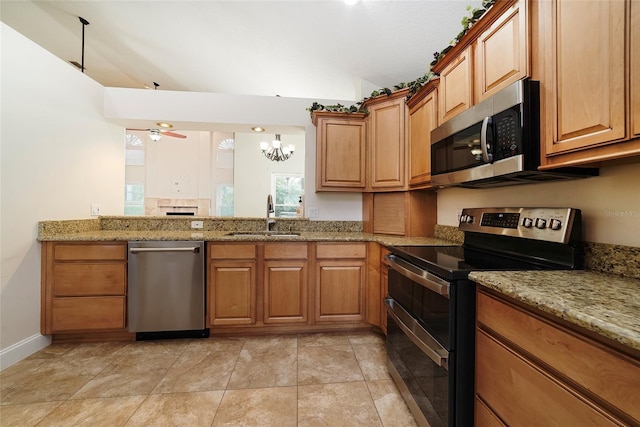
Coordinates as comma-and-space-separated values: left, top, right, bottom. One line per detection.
129, 246, 200, 254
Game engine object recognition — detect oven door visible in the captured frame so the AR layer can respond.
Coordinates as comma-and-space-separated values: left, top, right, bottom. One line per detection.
385, 297, 449, 427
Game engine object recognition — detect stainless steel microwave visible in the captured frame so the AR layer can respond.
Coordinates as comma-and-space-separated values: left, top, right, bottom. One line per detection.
430, 79, 597, 188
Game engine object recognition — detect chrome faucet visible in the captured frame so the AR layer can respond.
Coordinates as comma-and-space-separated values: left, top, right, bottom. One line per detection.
266, 194, 275, 231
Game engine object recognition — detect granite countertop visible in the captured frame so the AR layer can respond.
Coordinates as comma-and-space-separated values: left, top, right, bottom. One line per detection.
37, 229, 454, 247
470, 270, 640, 353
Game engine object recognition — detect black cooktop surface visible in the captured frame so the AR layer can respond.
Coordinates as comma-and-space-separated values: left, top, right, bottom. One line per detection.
387, 245, 567, 281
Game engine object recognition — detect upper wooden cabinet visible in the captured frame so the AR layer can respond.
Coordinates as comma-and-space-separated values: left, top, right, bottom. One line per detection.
474, 0, 529, 102
364, 89, 410, 191
437, 46, 472, 124
534, 0, 640, 167
312, 111, 367, 191
406, 80, 439, 188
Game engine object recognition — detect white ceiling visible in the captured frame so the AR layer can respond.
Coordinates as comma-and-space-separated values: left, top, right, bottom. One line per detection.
1, 0, 482, 101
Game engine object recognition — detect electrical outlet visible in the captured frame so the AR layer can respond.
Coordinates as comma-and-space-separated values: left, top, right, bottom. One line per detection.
308, 207, 319, 218
90, 203, 101, 216
191, 220, 203, 229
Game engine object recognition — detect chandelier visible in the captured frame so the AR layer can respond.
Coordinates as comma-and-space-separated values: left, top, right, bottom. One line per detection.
260, 134, 295, 162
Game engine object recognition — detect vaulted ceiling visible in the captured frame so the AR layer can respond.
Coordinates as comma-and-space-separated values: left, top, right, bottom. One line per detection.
1, 0, 482, 101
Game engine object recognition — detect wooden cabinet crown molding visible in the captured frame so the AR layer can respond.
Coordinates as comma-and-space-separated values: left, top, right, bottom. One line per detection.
405, 78, 440, 110
311, 111, 367, 126
431, 0, 518, 75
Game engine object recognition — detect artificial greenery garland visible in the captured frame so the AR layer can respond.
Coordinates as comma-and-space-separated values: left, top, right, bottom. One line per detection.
308, 0, 497, 115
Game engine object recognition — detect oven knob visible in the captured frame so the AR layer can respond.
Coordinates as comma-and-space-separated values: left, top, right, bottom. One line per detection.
465, 215, 474, 224
535, 218, 547, 229
459, 214, 467, 224
549, 219, 562, 230
522, 217, 533, 228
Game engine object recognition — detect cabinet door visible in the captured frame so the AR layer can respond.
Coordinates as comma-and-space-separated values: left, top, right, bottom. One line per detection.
315, 260, 366, 322
314, 113, 367, 191
632, 0, 640, 138
408, 88, 437, 187
438, 47, 472, 123
51, 297, 126, 332
475, 0, 528, 102
541, 0, 626, 155
209, 261, 256, 326
263, 261, 308, 324
476, 330, 620, 427
368, 94, 407, 190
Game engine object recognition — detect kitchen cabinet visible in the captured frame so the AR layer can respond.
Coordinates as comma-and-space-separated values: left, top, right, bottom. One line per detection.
208, 243, 257, 326
475, 289, 640, 426
437, 46, 472, 124
363, 191, 437, 237
534, 0, 640, 168
474, 0, 529, 102
379, 246, 390, 335
263, 243, 308, 324
40, 242, 127, 335
312, 111, 367, 191
315, 243, 367, 322
632, 0, 640, 139
364, 89, 409, 190
406, 80, 438, 188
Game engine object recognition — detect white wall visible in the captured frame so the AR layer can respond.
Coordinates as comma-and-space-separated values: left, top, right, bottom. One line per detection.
103, 87, 364, 220
437, 162, 640, 247
0, 23, 125, 367
234, 132, 305, 217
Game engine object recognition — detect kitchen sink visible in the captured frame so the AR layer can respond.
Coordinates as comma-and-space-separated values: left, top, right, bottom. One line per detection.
225, 231, 301, 237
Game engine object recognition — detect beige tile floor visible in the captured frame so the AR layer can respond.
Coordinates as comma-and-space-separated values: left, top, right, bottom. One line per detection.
0, 331, 417, 426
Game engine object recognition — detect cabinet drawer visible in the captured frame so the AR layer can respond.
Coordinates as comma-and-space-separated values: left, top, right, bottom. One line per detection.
477, 292, 640, 422
209, 244, 256, 260
53, 264, 126, 296
316, 243, 366, 259
54, 243, 126, 261
475, 397, 506, 427
51, 297, 125, 332
264, 243, 308, 260
476, 330, 621, 426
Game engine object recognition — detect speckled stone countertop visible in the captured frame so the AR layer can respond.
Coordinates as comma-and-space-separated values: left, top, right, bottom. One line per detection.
37, 216, 455, 247
470, 270, 640, 353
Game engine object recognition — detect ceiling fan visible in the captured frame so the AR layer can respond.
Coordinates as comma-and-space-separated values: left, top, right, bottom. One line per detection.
126, 128, 187, 141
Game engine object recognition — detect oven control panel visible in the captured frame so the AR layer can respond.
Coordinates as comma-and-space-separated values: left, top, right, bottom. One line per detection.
458, 207, 580, 244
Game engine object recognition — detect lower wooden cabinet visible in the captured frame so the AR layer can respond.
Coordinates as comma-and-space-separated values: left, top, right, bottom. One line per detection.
315, 243, 366, 323
208, 243, 257, 326
263, 243, 308, 324
476, 289, 640, 426
41, 242, 128, 335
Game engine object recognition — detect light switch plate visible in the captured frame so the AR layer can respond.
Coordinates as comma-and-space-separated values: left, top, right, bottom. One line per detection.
191, 220, 203, 229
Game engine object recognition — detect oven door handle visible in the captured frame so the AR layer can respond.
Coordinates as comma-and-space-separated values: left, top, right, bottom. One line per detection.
385, 297, 449, 370
386, 254, 450, 298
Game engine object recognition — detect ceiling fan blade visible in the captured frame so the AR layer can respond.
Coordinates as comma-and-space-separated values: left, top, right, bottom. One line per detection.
126, 128, 151, 131
161, 131, 187, 139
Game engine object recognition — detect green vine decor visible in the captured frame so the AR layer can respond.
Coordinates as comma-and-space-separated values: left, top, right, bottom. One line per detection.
431, 0, 497, 67
308, 0, 497, 115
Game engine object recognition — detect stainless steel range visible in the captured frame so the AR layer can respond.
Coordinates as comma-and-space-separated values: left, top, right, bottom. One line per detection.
385, 207, 583, 427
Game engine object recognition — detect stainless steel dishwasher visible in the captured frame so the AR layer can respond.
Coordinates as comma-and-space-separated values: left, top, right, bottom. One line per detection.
128, 241, 208, 339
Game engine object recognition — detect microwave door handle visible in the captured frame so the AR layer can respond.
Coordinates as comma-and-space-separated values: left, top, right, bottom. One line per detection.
480, 116, 493, 163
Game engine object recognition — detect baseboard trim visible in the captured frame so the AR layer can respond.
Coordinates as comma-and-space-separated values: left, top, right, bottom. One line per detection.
0, 333, 51, 370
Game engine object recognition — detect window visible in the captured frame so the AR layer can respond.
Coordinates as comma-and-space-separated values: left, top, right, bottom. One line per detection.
271, 173, 304, 217
124, 184, 144, 215
217, 184, 234, 217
